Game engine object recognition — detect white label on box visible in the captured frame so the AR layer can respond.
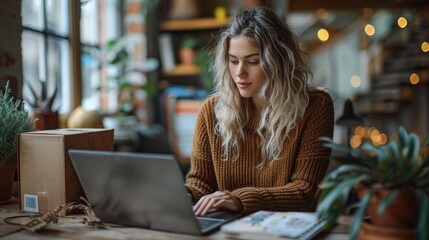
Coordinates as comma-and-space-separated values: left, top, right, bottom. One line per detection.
24, 194, 38, 212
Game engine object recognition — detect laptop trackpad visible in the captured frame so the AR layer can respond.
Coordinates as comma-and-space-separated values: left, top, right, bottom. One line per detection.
202, 210, 242, 221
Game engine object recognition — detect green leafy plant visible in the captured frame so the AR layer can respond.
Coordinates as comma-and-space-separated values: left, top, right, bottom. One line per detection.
195, 49, 215, 92
181, 35, 200, 49
82, 36, 158, 115
104, 38, 158, 115
0, 82, 36, 167
317, 126, 429, 240
82, 0, 161, 116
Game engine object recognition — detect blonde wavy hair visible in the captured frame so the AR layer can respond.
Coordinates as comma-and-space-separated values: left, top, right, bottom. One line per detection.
211, 7, 313, 168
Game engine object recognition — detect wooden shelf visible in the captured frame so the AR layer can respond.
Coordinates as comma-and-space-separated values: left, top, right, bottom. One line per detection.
161, 17, 230, 31
162, 64, 199, 77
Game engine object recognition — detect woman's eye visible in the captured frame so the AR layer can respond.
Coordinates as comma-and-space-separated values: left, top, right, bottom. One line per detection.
248, 61, 259, 65
229, 60, 239, 65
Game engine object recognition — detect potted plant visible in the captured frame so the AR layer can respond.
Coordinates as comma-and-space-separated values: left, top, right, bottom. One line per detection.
317, 126, 429, 240
0, 82, 36, 203
179, 35, 199, 65
24, 78, 59, 130
86, 36, 158, 115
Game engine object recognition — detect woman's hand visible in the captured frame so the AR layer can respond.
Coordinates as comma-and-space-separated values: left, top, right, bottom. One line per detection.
193, 191, 241, 216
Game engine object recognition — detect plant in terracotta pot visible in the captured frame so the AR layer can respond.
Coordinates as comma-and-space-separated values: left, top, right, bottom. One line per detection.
0, 82, 36, 203
317, 126, 429, 240
24, 78, 59, 130
179, 35, 199, 65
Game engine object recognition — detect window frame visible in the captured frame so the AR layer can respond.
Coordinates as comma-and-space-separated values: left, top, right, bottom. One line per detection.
21, 0, 123, 118
21, 0, 80, 116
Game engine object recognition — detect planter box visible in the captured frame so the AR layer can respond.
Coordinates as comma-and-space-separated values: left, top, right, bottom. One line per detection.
18, 128, 114, 213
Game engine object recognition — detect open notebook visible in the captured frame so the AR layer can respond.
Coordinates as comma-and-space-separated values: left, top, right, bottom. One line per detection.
221, 211, 325, 240
68, 149, 241, 235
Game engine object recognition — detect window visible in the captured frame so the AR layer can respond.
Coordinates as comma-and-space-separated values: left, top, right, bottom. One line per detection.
80, 0, 121, 113
21, 0, 71, 114
21, 0, 121, 115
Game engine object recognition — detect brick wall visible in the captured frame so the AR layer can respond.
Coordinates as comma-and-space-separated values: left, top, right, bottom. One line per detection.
0, 0, 21, 98
123, 0, 151, 123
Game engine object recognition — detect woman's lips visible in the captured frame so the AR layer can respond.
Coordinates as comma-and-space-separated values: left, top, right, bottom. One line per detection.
237, 82, 251, 89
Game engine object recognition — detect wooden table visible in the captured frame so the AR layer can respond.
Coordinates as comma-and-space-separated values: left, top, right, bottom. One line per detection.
0, 199, 350, 240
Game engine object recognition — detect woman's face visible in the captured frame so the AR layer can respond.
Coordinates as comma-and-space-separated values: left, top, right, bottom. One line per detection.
228, 35, 266, 109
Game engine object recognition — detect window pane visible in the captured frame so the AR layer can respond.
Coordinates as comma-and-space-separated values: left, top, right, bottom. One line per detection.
22, 30, 45, 109
80, 0, 99, 45
81, 0, 121, 45
22, 0, 74, 115
22, 0, 43, 30
81, 47, 101, 110
46, 0, 69, 36
102, 0, 121, 41
80, 0, 121, 113
47, 37, 71, 114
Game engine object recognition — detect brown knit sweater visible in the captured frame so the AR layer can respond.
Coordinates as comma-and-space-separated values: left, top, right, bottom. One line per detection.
185, 90, 334, 214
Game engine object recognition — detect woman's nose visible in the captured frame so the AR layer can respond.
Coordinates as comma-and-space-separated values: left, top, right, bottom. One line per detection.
236, 63, 247, 78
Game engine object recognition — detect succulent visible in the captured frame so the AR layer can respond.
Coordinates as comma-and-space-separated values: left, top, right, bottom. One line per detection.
24, 78, 58, 112
0, 82, 36, 167
317, 126, 429, 239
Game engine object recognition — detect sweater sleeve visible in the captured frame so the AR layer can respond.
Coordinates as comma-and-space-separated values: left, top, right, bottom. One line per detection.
231, 93, 334, 214
184, 98, 218, 201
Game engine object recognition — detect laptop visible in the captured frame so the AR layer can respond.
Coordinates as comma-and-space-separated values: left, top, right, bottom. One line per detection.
68, 149, 242, 235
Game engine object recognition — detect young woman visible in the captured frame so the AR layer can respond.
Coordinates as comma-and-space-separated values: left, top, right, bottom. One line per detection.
185, 7, 334, 216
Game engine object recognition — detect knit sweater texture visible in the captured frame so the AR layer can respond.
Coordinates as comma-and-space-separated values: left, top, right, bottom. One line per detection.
185, 90, 334, 214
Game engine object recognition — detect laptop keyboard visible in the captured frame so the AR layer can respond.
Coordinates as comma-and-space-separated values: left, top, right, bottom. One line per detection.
197, 217, 225, 230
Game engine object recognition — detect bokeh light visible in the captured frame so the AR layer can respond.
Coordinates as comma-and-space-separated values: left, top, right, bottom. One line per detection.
397, 17, 408, 28
318, 28, 329, 41
410, 73, 420, 85
364, 24, 375, 36
351, 75, 361, 88
421, 42, 429, 53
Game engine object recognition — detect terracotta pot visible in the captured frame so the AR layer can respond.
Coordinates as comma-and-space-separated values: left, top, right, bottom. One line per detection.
179, 48, 196, 65
356, 184, 418, 229
0, 156, 17, 204
371, 190, 417, 229
359, 219, 415, 240
32, 110, 59, 130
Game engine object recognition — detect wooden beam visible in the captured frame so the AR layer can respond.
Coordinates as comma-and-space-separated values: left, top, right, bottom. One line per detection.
161, 18, 230, 31
69, 1, 81, 110
289, 0, 429, 11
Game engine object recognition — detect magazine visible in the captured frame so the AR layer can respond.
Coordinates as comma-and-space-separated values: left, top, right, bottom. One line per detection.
220, 211, 325, 240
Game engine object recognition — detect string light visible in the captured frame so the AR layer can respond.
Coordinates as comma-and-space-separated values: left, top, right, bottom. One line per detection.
364, 24, 375, 36
410, 73, 420, 84
422, 41, 429, 52
350, 135, 362, 148
354, 126, 366, 137
317, 28, 329, 41
397, 17, 408, 28
372, 133, 388, 146
350, 126, 389, 148
350, 75, 361, 87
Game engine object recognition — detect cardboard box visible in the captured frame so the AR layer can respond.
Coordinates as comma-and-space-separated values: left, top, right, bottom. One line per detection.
19, 128, 114, 213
